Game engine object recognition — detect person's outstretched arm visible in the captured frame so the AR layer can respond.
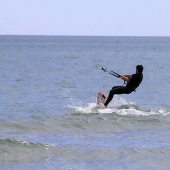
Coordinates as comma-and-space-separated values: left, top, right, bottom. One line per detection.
119, 74, 132, 82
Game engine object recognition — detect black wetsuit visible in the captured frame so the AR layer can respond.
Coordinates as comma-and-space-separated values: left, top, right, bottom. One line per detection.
104, 73, 143, 107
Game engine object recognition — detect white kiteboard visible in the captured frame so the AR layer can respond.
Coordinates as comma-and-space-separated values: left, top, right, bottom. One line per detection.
96, 91, 107, 109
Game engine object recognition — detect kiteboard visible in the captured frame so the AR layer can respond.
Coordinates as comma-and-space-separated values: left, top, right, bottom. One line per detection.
96, 91, 107, 109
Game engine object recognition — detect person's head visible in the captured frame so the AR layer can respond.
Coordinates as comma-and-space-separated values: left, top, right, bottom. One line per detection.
136, 65, 143, 73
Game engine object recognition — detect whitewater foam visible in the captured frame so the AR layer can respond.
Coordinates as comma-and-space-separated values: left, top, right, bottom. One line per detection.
68, 96, 170, 117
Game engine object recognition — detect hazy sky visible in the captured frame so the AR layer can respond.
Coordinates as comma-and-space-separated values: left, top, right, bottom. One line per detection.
0, 0, 170, 36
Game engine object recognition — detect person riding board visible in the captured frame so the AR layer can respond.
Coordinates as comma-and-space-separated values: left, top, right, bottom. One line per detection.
100, 65, 144, 108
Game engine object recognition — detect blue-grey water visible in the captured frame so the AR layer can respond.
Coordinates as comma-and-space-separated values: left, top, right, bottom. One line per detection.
0, 35, 170, 170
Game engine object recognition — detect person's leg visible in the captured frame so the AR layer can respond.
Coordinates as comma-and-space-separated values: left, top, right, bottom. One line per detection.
112, 86, 123, 90
104, 86, 127, 107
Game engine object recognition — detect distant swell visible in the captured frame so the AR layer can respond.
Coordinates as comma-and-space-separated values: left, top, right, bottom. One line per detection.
0, 138, 53, 163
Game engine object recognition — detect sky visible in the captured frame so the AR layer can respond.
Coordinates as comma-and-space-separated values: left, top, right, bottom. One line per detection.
0, 0, 170, 36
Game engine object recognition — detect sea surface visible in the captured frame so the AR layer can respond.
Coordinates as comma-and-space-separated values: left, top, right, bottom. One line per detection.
0, 35, 170, 170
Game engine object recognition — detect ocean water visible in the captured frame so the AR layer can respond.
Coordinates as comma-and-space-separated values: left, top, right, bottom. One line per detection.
0, 35, 170, 170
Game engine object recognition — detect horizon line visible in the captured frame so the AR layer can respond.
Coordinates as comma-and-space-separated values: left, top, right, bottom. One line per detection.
0, 34, 170, 38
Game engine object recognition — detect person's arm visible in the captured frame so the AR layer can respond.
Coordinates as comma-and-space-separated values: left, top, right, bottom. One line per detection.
119, 74, 132, 82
